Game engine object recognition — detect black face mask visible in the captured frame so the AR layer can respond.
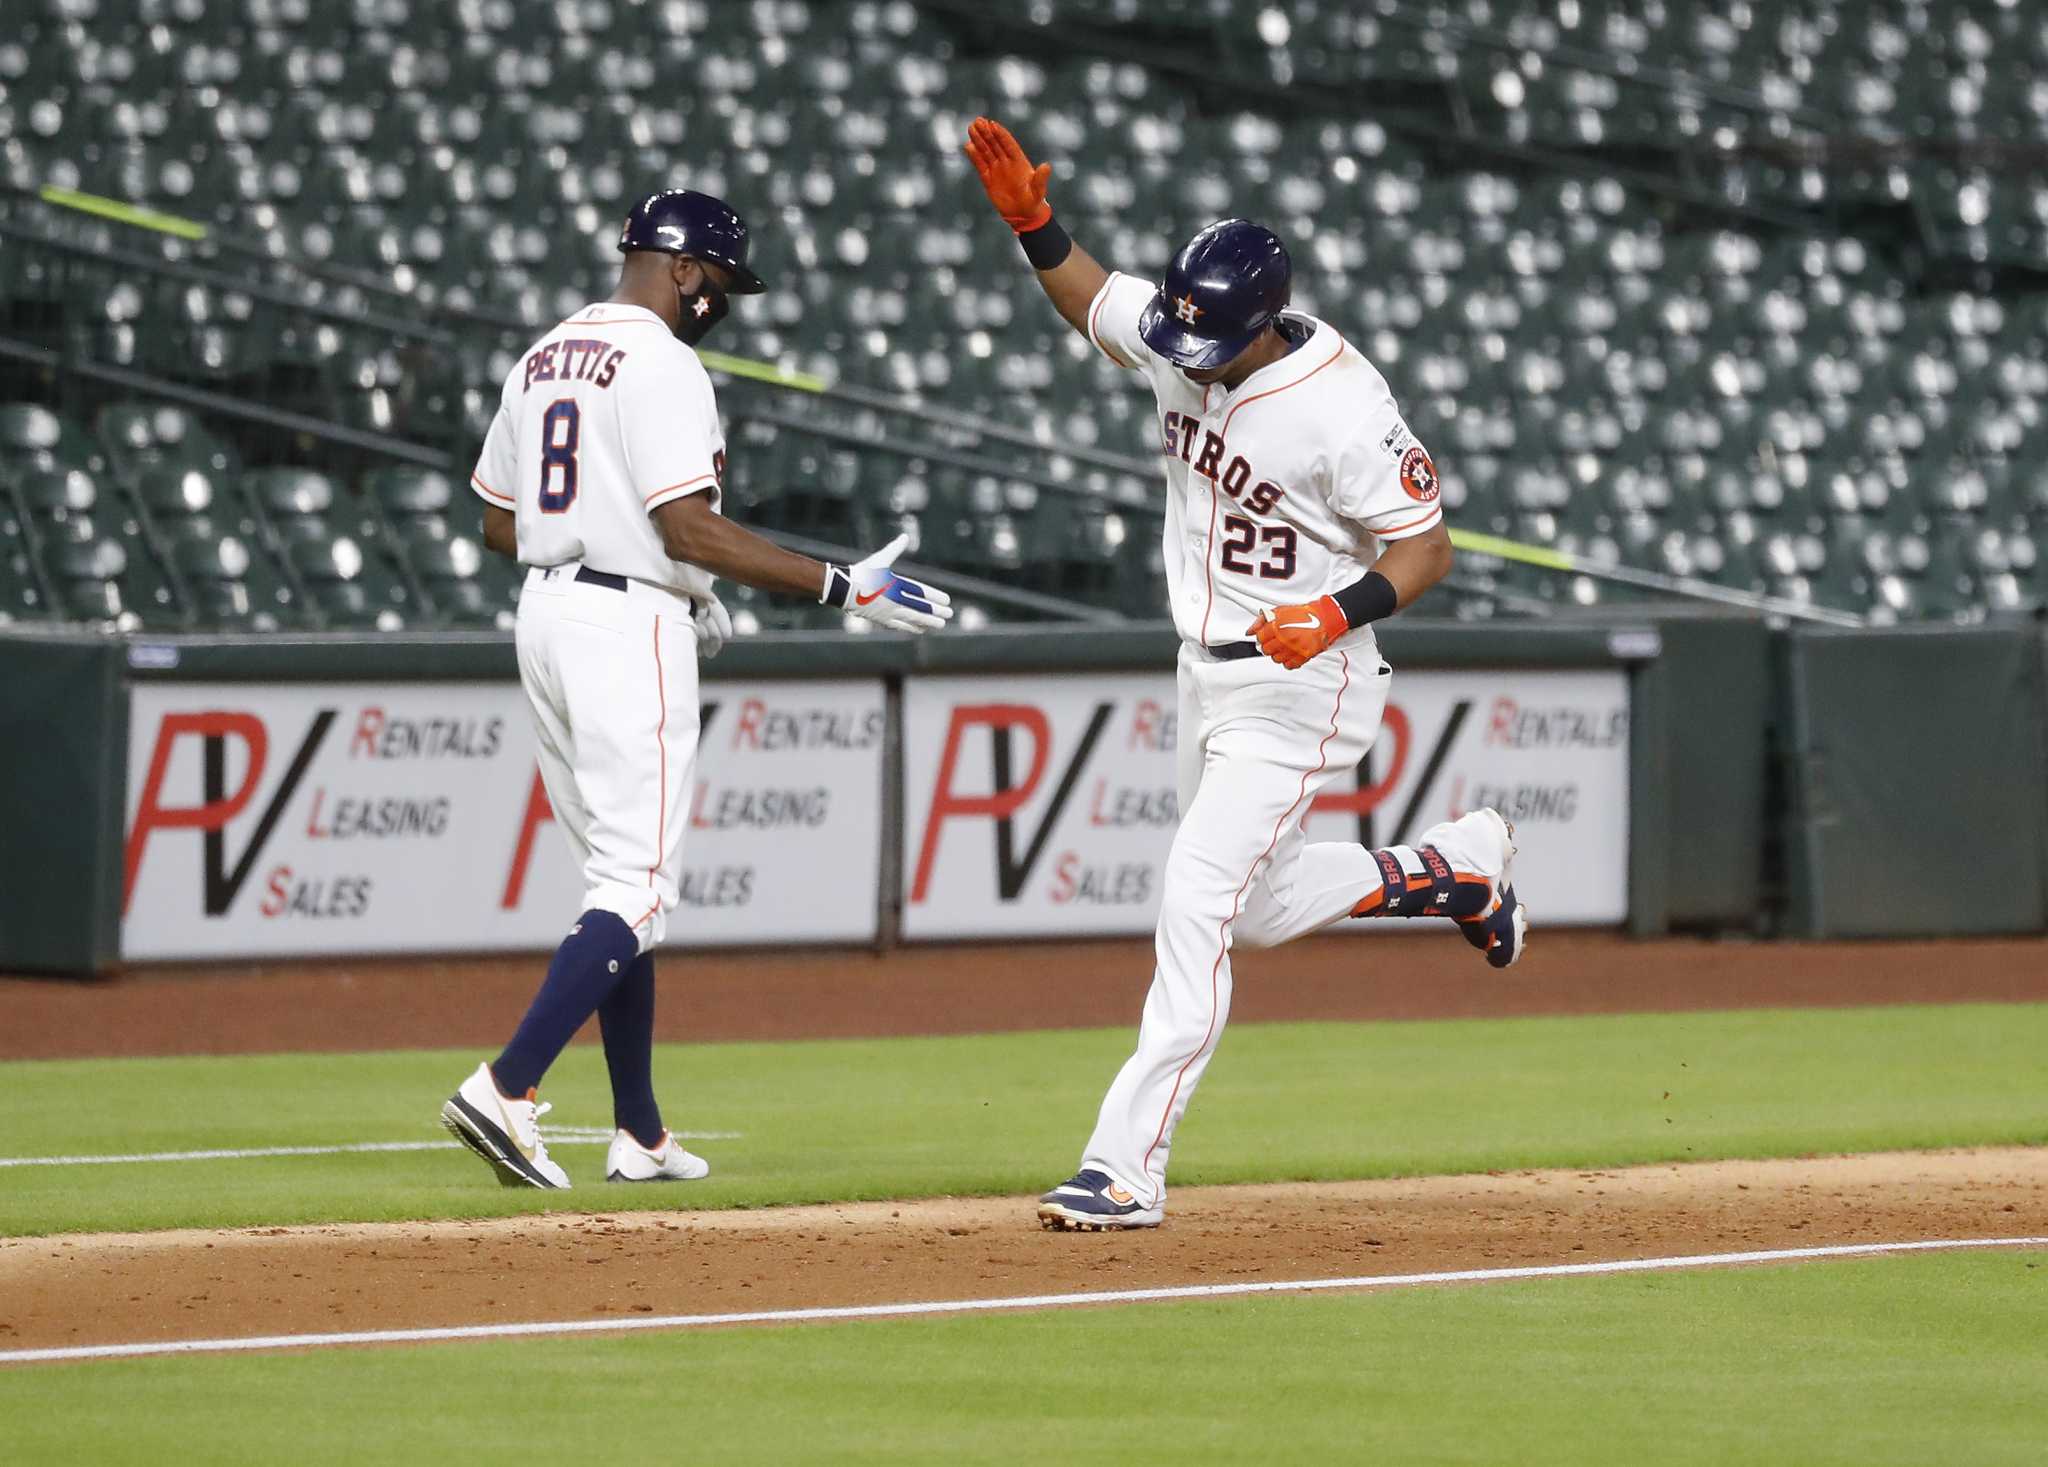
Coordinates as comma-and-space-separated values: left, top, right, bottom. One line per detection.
674, 275, 729, 345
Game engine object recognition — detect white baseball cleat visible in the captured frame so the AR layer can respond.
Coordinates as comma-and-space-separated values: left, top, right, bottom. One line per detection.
1459, 807, 1529, 969
606, 1128, 710, 1183
440, 1062, 571, 1189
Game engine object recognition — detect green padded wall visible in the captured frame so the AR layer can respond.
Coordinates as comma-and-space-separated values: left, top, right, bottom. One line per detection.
1783, 625, 2048, 937
1627, 614, 1774, 935
0, 632, 126, 973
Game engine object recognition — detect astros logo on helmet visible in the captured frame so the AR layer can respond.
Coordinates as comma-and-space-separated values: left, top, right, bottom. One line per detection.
1136, 218, 1293, 371
616, 188, 769, 347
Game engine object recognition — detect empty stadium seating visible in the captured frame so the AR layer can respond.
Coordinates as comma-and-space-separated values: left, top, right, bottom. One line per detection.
1, 0, 2044, 630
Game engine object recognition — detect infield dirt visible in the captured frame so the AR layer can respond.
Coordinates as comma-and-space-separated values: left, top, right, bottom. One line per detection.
3, 1148, 2043, 1355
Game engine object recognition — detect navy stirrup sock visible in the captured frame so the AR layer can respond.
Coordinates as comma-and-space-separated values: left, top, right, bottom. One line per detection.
599, 951, 664, 1149
1351, 846, 1495, 919
492, 909, 641, 1096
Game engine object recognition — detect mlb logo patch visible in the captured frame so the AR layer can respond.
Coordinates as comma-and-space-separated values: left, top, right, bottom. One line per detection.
1400, 445, 1439, 502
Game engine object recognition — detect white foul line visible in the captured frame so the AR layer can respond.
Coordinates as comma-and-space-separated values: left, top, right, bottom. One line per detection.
4, 1235, 2041, 1366
0, 1133, 743, 1168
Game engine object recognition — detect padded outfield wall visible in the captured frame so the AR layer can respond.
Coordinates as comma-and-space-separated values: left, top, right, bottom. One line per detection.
4, 611, 2041, 974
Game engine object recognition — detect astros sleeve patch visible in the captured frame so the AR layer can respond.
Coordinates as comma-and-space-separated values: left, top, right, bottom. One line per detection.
1333, 404, 1444, 539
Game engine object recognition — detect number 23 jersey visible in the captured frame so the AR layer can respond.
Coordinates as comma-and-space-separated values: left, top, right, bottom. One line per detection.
469, 301, 724, 599
1087, 271, 1444, 649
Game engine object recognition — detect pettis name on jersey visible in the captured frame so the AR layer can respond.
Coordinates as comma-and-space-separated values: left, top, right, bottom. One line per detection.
523, 339, 627, 390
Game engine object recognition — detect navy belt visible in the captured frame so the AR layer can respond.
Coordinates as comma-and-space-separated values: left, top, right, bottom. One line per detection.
1204, 640, 1262, 662
574, 566, 628, 592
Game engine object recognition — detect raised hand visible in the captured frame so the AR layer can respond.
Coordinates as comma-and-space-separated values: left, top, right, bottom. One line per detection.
964, 116, 1053, 233
822, 533, 955, 633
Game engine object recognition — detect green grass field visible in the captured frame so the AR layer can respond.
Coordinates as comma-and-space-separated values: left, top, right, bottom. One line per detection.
4, 1001, 2043, 1464
3, 1252, 2042, 1464
3, 1003, 2045, 1237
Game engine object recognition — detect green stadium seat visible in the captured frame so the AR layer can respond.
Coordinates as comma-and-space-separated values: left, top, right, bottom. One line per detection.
360, 465, 456, 542
15, 467, 98, 528
410, 534, 519, 629
96, 402, 239, 487
288, 534, 415, 630
98, 510, 185, 626
167, 536, 262, 630
170, 534, 305, 631
243, 467, 342, 544
0, 541, 51, 623
0, 403, 103, 485
43, 535, 132, 626
133, 465, 225, 533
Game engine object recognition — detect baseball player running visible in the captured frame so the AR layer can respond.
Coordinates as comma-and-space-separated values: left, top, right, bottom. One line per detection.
964, 119, 1529, 1231
442, 189, 952, 1188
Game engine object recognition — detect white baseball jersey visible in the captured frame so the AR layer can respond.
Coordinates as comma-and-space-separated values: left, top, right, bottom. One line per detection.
469, 302, 716, 954
1062, 270, 1468, 1214
470, 301, 725, 598
1085, 271, 1443, 649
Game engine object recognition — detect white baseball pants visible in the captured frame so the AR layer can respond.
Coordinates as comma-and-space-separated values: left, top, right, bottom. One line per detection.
1079, 637, 1427, 1209
515, 565, 702, 956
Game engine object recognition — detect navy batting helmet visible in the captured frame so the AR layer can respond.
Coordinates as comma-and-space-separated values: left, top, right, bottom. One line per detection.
1138, 219, 1291, 370
617, 189, 767, 293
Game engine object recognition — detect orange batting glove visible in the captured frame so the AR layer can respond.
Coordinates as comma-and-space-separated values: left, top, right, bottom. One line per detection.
964, 116, 1053, 233
1250, 596, 1347, 670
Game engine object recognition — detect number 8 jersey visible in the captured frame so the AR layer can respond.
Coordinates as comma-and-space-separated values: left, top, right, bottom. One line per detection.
469, 301, 726, 600
1086, 271, 1444, 651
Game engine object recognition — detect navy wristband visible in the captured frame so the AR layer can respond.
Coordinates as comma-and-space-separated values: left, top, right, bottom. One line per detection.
1018, 215, 1073, 270
1332, 570, 1398, 628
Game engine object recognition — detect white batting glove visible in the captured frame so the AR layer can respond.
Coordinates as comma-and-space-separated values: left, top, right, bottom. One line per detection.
820, 533, 954, 633
693, 593, 734, 659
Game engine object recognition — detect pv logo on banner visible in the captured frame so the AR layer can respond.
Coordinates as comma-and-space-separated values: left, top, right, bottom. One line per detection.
123, 680, 886, 960
901, 676, 1180, 939
901, 669, 1629, 939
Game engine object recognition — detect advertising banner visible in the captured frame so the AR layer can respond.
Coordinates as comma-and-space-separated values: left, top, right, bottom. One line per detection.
901, 668, 1629, 939
122, 680, 885, 959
